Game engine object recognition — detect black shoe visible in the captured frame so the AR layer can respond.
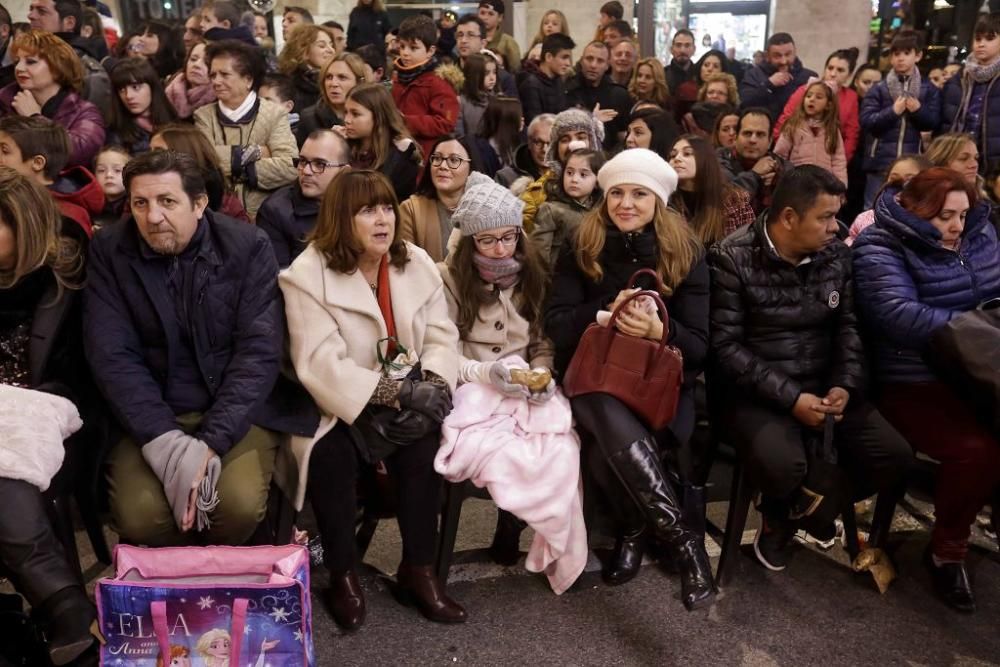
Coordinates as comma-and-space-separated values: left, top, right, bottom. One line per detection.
754, 514, 796, 572
394, 563, 468, 623
671, 535, 717, 611
605, 438, 716, 609
488, 510, 526, 566
326, 570, 366, 631
603, 528, 645, 586
37, 587, 96, 666
924, 548, 976, 613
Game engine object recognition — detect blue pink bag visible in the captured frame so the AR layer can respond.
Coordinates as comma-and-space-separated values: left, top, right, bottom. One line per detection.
95, 544, 314, 666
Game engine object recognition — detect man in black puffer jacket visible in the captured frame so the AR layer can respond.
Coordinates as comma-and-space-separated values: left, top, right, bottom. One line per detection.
708, 166, 911, 572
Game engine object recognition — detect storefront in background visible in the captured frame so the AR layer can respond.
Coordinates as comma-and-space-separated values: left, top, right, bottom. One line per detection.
639, 0, 770, 66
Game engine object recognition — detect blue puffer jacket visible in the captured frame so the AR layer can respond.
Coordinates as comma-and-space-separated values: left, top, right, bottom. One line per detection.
860, 78, 941, 174
84, 210, 318, 454
941, 72, 1000, 169
852, 187, 1000, 384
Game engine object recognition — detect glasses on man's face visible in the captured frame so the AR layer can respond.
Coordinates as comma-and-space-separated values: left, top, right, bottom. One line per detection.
293, 157, 347, 174
429, 153, 471, 169
529, 138, 550, 149
455, 31, 481, 40
474, 230, 520, 250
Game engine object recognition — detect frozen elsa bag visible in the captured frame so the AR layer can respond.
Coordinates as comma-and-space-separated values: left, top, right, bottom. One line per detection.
95, 544, 314, 666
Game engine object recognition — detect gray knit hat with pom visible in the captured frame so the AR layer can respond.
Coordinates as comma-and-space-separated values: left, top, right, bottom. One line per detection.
544, 108, 606, 176
453, 172, 525, 236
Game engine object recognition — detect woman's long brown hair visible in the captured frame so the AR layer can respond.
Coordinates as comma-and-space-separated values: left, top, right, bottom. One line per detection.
0, 168, 82, 293
574, 195, 701, 296
670, 134, 730, 245
781, 81, 841, 156
346, 83, 419, 170
446, 232, 549, 339
309, 169, 409, 273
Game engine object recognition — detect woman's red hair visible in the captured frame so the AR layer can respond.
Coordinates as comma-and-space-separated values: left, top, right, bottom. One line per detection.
899, 167, 978, 220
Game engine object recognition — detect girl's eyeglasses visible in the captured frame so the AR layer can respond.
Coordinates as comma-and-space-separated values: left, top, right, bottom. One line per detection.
474, 230, 520, 249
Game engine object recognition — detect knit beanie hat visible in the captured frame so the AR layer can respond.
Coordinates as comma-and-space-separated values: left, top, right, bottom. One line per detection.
544, 108, 606, 176
597, 148, 678, 207
453, 172, 525, 236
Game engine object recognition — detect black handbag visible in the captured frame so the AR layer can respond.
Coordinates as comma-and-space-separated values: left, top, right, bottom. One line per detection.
349, 364, 424, 464
928, 297, 1000, 432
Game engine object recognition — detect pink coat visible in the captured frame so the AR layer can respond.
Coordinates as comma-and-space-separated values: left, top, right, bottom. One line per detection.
773, 123, 848, 185
774, 84, 860, 162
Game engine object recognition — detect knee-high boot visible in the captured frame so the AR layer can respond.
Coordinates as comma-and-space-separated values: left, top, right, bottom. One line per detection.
605, 438, 716, 610
0, 479, 95, 664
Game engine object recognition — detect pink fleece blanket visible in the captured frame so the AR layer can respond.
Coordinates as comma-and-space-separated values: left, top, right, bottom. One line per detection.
436, 359, 587, 595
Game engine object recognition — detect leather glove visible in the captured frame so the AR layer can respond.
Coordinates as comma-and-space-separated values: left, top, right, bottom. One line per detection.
397, 378, 453, 422
488, 362, 531, 399
385, 409, 439, 442
528, 378, 557, 405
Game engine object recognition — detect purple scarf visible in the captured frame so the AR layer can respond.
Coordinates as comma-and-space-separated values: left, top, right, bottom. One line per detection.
472, 253, 522, 290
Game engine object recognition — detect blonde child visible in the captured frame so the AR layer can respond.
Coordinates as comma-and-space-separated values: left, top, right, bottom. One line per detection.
532, 148, 605, 268
92, 146, 130, 228
774, 80, 848, 185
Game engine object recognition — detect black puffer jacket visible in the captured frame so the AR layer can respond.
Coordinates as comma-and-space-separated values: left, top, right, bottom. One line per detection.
707, 216, 864, 411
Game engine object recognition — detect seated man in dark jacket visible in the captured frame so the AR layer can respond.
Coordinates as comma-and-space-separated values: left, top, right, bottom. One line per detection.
257, 129, 350, 268
84, 150, 298, 547
708, 166, 911, 572
717, 107, 789, 216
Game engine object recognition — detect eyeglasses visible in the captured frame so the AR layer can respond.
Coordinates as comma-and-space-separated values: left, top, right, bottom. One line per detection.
429, 153, 471, 169
474, 230, 520, 249
293, 157, 347, 174
455, 31, 482, 40
529, 138, 550, 149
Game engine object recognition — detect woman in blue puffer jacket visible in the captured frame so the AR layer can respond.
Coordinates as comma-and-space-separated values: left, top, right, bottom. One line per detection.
853, 167, 1000, 615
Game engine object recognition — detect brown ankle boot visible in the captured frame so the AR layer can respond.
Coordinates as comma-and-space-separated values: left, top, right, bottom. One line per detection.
394, 563, 467, 623
327, 570, 366, 631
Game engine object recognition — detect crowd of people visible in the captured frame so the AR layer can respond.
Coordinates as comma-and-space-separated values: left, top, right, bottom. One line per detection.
1, 0, 999, 662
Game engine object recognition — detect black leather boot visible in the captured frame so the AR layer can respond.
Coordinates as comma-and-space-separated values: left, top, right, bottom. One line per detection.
603, 526, 645, 585
488, 510, 526, 566
660, 483, 709, 574
36, 586, 96, 665
924, 548, 976, 613
606, 438, 717, 610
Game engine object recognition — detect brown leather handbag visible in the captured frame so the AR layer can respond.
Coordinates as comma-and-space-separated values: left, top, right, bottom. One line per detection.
562, 269, 684, 430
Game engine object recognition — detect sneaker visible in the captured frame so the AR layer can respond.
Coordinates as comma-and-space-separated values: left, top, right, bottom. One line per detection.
754, 516, 796, 571
794, 518, 843, 550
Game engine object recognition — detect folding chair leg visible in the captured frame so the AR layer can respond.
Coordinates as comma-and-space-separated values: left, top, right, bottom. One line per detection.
435, 482, 465, 584
841, 498, 861, 561
716, 464, 753, 588
868, 484, 903, 551
75, 487, 111, 566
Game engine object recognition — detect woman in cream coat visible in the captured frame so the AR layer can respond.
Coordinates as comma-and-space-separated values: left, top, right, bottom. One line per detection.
279, 170, 466, 631
195, 40, 298, 220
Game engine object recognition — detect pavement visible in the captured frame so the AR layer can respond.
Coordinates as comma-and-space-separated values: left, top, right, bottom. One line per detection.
55, 459, 1000, 666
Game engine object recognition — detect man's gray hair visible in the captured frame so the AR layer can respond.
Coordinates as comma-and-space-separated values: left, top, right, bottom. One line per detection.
527, 113, 556, 135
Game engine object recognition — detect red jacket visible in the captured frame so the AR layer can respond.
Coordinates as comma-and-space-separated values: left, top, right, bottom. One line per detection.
49, 166, 104, 238
773, 83, 860, 162
391, 65, 459, 160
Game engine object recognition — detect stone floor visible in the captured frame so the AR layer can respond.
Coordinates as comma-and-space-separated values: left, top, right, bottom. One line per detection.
48, 459, 1000, 666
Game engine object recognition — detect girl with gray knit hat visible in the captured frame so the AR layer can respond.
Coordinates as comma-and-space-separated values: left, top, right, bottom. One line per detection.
544, 148, 717, 610
522, 107, 606, 230
438, 172, 585, 578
